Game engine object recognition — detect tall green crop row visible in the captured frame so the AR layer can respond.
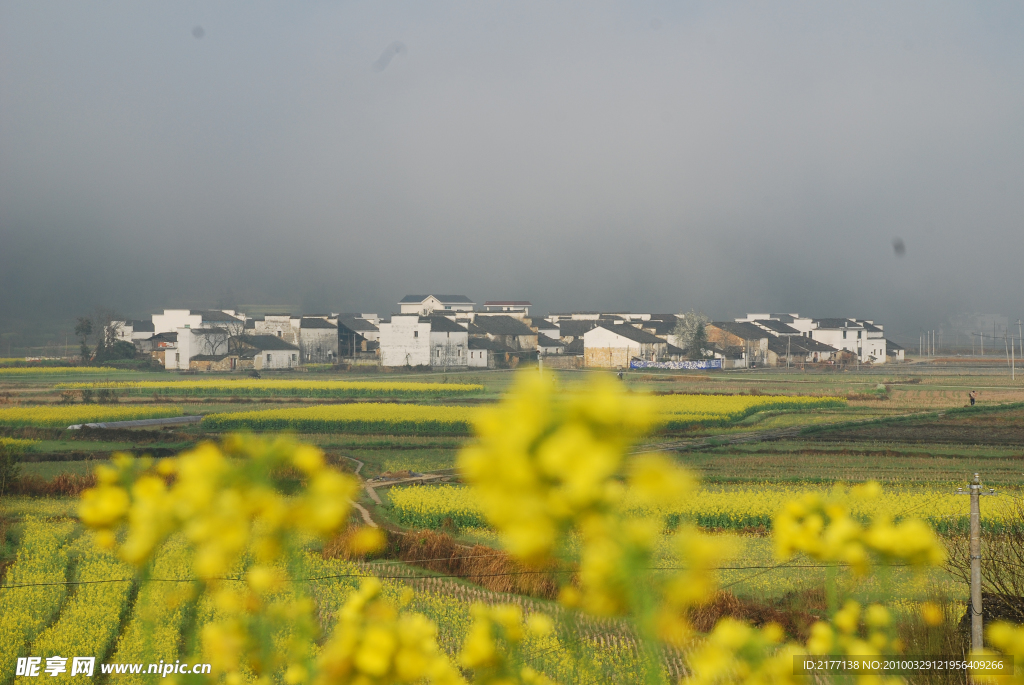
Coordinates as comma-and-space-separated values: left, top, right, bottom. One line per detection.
30, 539, 135, 669
105, 538, 193, 682
0, 519, 76, 683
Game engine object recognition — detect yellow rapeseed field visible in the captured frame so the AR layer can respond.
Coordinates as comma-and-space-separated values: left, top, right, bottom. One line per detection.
0, 437, 37, 452
203, 403, 475, 433
655, 394, 844, 427
388, 482, 997, 535
56, 378, 485, 397
0, 405, 183, 427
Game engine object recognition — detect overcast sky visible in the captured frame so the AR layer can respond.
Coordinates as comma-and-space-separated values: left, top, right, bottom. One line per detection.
2, 1, 1023, 341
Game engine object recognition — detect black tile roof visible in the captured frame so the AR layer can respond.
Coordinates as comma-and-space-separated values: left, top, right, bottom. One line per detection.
191, 310, 242, 323
710, 321, 770, 341
886, 339, 905, 352
130, 320, 155, 332
557, 320, 600, 338
190, 354, 229, 362
590, 324, 666, 345
148, 332, 178, 342
537, 334, 564, 348
469, 338, 513, 352
399, 294, 474, 304
299, 317, 337, 329
565, 339, 584, 355
752, 319, 800, 335
337, 316, 379, 333
422, 316, 468, 333
470, 315, 536, 336
641, 320, 676, 335
237, 335, 300, 351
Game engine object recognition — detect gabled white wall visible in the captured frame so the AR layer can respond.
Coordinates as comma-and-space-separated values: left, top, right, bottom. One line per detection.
379, 316, 431, 366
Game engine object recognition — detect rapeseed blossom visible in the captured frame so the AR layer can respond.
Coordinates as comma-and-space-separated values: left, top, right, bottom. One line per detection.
315, 578, 465, 685
774, 483, 946, 573
0, 405, 182, 428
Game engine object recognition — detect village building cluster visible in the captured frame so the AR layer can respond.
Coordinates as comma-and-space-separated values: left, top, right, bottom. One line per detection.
111, 294, 905, 372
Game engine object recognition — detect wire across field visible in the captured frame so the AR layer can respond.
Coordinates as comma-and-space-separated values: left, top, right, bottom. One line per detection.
0, 405, 183, 428
202, 403, 476, 434
55, 379, 485, 398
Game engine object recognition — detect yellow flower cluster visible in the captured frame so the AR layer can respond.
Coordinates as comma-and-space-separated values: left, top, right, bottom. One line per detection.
459, 604, 555, 685
459, 373, 722, 650
78, 435, 362, 683
459, 373, 658, 562
79, 435, 356, 573
203, 403, 475, 434
806, 601, 903, 684
971, 622, 1024, 684
681, 619, 803, 685
0, 404, 182, 428
0, 366, 123, 375
56, 379, 484, 398
774, 482, 946, 573
315, 578, 465, 685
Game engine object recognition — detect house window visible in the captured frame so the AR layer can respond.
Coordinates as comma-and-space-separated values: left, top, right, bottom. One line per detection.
414, 331, 419, 338
857, 331, 862, 339
267, 354, 272, 363
277, 331, 282, 337
175, 353, 180, 362
842, 331, 847, 339
292, 354, 297, 361
445, 305, 451, 310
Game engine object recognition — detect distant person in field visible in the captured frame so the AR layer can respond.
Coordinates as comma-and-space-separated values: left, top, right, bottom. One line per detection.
970, 390, 977, 406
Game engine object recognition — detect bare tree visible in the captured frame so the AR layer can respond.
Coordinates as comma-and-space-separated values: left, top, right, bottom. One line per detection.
672, 309, 712, 360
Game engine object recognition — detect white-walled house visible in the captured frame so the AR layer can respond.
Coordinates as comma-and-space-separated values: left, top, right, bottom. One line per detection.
809, 319, 876, 363
152, 309, 245, 335
398, 295, 475, 316
297, 318, 338, 363
379, 316, 432, 367
110, 320, 155, 343
427, 316, 469, 368
166, 328, 230, 370
582, 324, 668, 369
253, 314, 300, 344
238, 335, 301, 370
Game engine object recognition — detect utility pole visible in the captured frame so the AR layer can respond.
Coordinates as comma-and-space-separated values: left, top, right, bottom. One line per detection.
1018, 320, 1022, 360
787, 335, 791, 369
956, 473, 997, 652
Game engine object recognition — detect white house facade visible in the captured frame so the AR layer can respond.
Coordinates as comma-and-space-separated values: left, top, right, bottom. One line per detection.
378, 315, 432, 367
